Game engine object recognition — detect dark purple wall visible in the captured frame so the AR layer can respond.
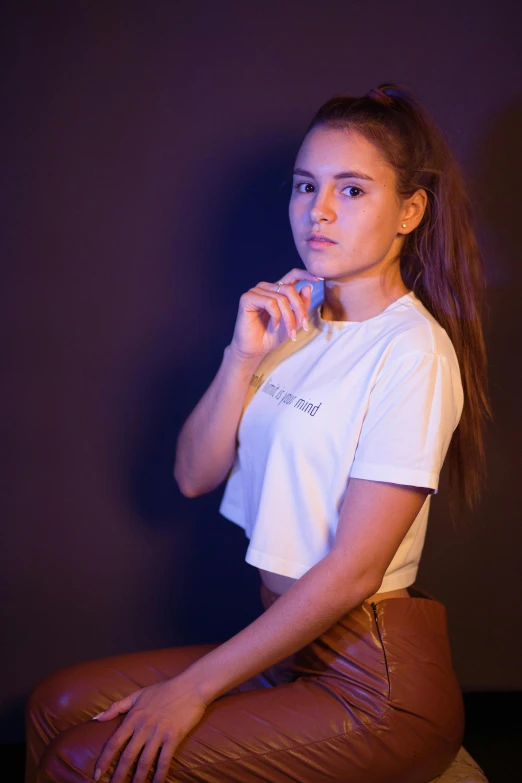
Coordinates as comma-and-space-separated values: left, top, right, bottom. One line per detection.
2, 0, 521, 743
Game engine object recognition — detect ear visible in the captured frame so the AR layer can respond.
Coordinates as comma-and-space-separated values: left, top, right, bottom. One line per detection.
400, 188, 428, 233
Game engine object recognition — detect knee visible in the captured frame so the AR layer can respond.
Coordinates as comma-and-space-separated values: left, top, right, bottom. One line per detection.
36, 729, 94, 783
26, 661, 99, 733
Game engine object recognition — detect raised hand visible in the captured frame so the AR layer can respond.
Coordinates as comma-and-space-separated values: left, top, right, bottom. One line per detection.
229, 268, 323, 361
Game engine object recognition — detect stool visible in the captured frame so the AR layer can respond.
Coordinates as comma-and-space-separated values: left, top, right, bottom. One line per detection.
428, 745, 489, 782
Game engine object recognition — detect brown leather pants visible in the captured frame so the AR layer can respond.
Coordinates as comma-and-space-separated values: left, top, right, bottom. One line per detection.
25, 583, 465, 782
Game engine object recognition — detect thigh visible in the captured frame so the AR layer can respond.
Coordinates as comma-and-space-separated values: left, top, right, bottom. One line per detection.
31, 588, 394, 783
26, 645, 215, 738
32, 586, 465, 783
33, 592, 451, 783
25, 642, 270, 783
36, 673, 393, 783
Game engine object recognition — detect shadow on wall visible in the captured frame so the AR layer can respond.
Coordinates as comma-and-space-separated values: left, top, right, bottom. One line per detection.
125, 136, 306, 637
468, 97, 522, 543
470, 96, 522, 290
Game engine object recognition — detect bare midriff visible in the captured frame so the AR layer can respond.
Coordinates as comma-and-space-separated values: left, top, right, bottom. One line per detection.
258, 567, 411, 604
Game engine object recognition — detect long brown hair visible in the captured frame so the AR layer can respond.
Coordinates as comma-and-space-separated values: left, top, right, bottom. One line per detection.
302, 82, 493, 526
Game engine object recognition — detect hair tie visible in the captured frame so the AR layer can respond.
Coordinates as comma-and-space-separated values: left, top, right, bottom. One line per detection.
365, 86, 396, 107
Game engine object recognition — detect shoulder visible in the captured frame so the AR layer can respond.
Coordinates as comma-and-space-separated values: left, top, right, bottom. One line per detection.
382, 292, 460, 371
364, 297, 465, 433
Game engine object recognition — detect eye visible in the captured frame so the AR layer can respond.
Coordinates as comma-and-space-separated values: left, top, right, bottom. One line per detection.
342, 185, 364, 198
293, 182, 314, 193
293, 182, 364, 198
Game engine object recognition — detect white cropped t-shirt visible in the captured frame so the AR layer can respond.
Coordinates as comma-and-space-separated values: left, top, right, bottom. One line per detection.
219, 286, 464, 593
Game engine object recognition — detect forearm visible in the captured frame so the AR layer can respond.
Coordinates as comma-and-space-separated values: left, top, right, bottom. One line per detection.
174, 344, 263, 496
178, 553, 378, 705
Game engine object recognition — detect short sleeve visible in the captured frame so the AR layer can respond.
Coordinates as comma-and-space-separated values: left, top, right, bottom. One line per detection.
349, 351, 463, 494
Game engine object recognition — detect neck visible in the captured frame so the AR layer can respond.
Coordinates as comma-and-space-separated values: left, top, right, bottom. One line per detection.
320, 280, 410, 323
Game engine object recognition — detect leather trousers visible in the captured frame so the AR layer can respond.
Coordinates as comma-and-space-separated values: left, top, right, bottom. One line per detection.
25, 583, 464, 782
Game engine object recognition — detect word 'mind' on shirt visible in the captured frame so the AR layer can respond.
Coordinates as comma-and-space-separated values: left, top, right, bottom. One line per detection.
257, 373, 322, 416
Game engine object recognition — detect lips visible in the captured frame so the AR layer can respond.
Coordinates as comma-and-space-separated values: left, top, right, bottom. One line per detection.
306, 233, 336, 243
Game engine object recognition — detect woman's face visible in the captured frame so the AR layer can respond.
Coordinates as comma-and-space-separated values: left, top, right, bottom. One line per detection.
289, 126, 406, 283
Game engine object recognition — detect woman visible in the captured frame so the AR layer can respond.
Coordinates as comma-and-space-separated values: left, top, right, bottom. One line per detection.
26, 83, 492, 783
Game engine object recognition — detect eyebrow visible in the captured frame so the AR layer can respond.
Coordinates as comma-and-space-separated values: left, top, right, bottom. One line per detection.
292, 167, 375, 182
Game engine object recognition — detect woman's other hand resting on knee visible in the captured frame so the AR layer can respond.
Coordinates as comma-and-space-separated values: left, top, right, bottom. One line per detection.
91, 677, 208, 783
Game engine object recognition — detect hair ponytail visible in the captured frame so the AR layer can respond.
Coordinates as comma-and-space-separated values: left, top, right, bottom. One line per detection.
303, 82, 493, 526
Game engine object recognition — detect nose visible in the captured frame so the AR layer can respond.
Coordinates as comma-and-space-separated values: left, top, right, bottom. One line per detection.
309, 189, 335, 223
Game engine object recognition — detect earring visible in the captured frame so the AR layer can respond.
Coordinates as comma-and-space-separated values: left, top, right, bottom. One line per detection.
401, 223, 407, 228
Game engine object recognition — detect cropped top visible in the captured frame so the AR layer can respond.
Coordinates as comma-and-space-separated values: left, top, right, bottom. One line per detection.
218, 286, 464, 593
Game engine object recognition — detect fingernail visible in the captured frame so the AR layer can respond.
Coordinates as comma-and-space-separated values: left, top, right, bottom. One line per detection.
316, 277, 324, 280
291, 329, 297, 341
94, 769, 101, 781
302, 317, 308, 331
92, 712, 104, 721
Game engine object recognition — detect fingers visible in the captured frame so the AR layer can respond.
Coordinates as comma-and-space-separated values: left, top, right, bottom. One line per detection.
239, 290, 285, 335
94, 719, 135, 781
279, 267, 324, 285
249, 287, 298, 340
93, 690, 143, 723
271, 268, 323, 328
152, 739, 178, 783
133, 740, 162, 783
93, 705, 116, 721
254, 280, 314, 340
95, 727, 174, 783
109, 736, 145, 783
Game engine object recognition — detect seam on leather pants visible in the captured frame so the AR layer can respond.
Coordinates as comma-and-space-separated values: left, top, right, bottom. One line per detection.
370, 602, 391, 701
176, 704, 395, 775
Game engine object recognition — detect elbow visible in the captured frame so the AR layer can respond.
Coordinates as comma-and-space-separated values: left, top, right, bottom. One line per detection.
173, 463, 200, 498
173, 453, 230, 498
173, 463, 216, 498
360, 574, 383, 602
177, 481, 200, 498
326, 552, 382, 605
348, 572, 382, 606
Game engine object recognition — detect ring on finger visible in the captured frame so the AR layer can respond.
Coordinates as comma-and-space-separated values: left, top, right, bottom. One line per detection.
276, 281, 284, 293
